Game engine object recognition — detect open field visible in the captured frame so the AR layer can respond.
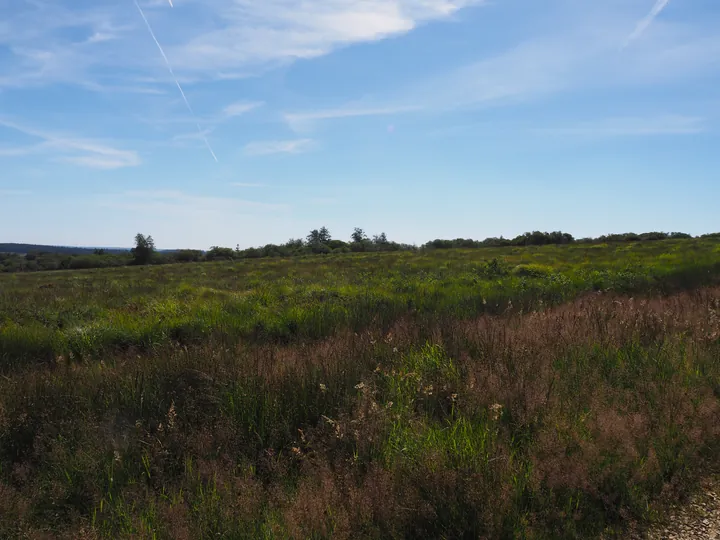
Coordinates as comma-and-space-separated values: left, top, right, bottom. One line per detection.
1, 238, 720, 538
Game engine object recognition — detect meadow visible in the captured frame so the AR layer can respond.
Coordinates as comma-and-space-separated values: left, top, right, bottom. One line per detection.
1, 238, 720, 538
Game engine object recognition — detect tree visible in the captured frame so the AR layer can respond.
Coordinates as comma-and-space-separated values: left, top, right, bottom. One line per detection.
131, 233, 155, 265
307, 227, 331, 246
351, 228, 367, 244
307, 229, 321, 245
373, 232, 388, 245
319, 227, 331, 244
307, 227, 332, 254
206, 246, 236, 261
174, 249, 203, 262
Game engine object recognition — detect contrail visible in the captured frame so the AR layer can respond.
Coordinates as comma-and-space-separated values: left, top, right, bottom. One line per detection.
134, 0, 218, 162
168, 0, 173, 7
623, 0, 671, 48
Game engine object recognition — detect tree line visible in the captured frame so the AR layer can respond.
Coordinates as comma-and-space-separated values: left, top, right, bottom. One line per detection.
1, 229, 718, 273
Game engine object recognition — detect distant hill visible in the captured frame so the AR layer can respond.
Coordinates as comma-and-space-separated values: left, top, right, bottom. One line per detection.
0, 244, 130, 255
0, 244, 184, 256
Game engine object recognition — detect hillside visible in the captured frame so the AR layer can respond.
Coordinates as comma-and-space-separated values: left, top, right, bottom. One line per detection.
1, 238, 720, 537
0, 243, 129, 255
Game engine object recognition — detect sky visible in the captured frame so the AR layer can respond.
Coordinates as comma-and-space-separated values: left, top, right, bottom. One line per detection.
1, 0, 719, 249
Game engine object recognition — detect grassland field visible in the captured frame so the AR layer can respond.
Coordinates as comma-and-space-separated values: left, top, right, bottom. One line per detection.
1, 238, 720, 538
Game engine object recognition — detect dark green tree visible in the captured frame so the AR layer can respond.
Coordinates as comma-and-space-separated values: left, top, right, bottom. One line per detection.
131, 233, 155, 265
307, 227, 332, 254
307, 229, 321, 245
351, 228, 367, 244
373, 232, 388, 245
206, 246, 236, 261
307, 227, 331, 245
319, 226, 331, 243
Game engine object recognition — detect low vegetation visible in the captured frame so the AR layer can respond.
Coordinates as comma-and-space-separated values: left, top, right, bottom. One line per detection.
2, 229, 717, 273
1, 237, 719, 538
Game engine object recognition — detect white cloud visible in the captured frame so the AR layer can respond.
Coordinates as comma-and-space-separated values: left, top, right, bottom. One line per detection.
0, 0, 485, 89
243, 139, 316, 156
0, 3, 148, 90
169, 0, 484, 73
534, 115, 706, 137
2, 0, 716, 137
96, 189, 288, 216
414, 38, 579, 109
79, 82, 167, 94
624, 0, 671, 47
0, 119, 141, 169
172, 128, 214, 142
284, 104, 421, 131
153, 101, 262, 149
286, 36, 584, 121
223, 101, 264, 118
1, 0, 718, 163
0, 146, 36, 157
86, 32, 117, 44
362, 4, 720, 115
60, 155, 140, 170
308, 197, 338, 205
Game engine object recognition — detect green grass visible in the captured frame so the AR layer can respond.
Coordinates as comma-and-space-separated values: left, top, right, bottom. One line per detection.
0, 238, 719, 538
2, 238, 719, 372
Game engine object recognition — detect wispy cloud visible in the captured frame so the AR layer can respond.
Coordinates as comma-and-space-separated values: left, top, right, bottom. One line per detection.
2, 0, 714, 128
170, 0, 485, 74
308, 197, 338, 205
0, 119, 141, 169
624, 0, 672, 48
1, 0, 717, 172
411, 37, 588, 111
147, 99, 263, 149
95, 189, 288, 216
361, 4, 720, 117
171, 128, 214, 143
223, 101, 264, 118
301, 37, 581, 121
79, 81, 167, 95
231, 182, 265, 188
133, 0, 218, 163
0, 0, 485, 90
60, 154, 140, 170
86, 32, 117, 44
285, 104, 421, 131
0, 3, 144, 90
243, 139, 316, 156
534, 115, 706, 137
0, 146, 37, 157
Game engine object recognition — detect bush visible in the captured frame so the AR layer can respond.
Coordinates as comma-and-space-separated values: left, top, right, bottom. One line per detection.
206, 247, 236, 261
512, 263, 553, 277
174, 250, 204, 263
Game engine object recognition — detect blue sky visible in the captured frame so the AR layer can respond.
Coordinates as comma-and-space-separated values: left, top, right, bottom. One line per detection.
1, 0, 718, 249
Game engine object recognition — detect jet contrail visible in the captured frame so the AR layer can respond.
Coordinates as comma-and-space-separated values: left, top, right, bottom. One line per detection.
168, 0, 173, 7
134, 0, 218, 162
623, 0, 671, 48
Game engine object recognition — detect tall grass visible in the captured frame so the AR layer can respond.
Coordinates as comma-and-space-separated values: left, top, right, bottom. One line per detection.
1, 282, 719, 538
1, 239, 719, 538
